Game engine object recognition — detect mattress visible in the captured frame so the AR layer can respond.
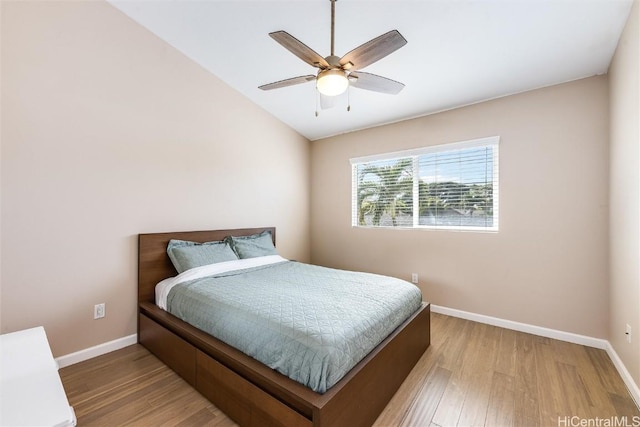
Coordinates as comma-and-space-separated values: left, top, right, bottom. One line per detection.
156, 255, 422, 393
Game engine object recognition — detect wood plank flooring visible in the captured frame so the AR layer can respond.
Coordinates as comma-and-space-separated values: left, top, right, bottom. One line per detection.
59, 313, 639, 426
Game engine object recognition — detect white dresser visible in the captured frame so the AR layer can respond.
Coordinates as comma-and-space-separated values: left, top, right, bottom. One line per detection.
0, 326, 76, 427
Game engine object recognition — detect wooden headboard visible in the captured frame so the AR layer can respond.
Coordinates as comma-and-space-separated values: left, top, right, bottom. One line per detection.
138, 227, 276, 304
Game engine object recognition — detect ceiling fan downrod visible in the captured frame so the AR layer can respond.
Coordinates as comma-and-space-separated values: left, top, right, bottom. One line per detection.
330, 0, 336, 57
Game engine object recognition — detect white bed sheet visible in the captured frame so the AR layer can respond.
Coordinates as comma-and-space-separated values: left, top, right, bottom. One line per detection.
155, 255, 288, 310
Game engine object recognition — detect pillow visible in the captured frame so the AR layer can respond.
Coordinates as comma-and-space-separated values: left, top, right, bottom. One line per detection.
228, 230, 278, 259
167, 239, 238, 273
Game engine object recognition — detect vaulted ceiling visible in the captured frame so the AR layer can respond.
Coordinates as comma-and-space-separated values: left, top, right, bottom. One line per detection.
109, 0, 633, 141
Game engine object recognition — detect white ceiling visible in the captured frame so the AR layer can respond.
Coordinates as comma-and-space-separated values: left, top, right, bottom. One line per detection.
109, 0, 633, 141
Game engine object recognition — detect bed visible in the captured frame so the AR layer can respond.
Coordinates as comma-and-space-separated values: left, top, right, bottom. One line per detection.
138, 227, 430, 427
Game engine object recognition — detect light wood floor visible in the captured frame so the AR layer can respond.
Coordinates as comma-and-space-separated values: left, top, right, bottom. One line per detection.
59, 313, 639, 426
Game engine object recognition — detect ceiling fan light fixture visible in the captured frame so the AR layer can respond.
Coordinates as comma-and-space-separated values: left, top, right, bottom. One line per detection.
316, 69, 349, 96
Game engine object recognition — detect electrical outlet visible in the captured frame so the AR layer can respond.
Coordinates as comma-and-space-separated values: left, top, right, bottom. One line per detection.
94, 303, 105, 319
411, 273, 419, 284
626, 324, 631, 343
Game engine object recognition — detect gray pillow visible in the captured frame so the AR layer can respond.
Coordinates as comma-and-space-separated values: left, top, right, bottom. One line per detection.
167, 239, 238, 273
228, 230, 278, 259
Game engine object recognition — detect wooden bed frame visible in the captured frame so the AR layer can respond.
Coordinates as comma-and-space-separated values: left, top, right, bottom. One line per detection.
138, 227, 430, 427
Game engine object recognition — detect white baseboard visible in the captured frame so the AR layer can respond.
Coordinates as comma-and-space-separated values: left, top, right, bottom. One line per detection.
430, 304, 608, 348
55, 334, 137, 369
605, 341, 640, 408
430, 304, 639, 408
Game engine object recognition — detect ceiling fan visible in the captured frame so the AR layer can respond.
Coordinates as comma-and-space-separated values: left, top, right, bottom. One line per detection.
258, 0, 407, 107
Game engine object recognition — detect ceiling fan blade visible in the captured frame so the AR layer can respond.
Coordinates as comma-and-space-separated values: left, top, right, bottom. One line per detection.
339, 30, 407, 70
349, 71, 405, 95
320, 93, 337, 110
269, 31, 330, 69
259, 75, 316, 91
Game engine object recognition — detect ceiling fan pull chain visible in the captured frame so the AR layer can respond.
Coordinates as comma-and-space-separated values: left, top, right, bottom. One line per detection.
347, 85, 351, 112
315, 89, 319, 117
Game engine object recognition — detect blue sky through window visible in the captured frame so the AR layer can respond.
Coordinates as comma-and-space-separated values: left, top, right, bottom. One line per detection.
419, 146, 494, 186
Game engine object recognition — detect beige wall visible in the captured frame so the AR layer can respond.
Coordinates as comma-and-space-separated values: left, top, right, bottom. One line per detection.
311, 76, 610, 339
609, 0, 640, 386
0, 0, 310, 356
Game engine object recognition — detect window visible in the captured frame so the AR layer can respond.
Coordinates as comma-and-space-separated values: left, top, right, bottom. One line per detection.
351, 136, 499, 231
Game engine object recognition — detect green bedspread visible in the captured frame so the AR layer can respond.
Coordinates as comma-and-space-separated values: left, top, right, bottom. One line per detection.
166, 260, 422, 393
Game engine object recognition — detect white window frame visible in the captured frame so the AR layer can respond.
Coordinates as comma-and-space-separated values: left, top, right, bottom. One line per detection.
350, 136, 500, 232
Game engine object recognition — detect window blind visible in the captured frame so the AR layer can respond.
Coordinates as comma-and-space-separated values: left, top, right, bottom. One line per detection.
351, 136, 499, 231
